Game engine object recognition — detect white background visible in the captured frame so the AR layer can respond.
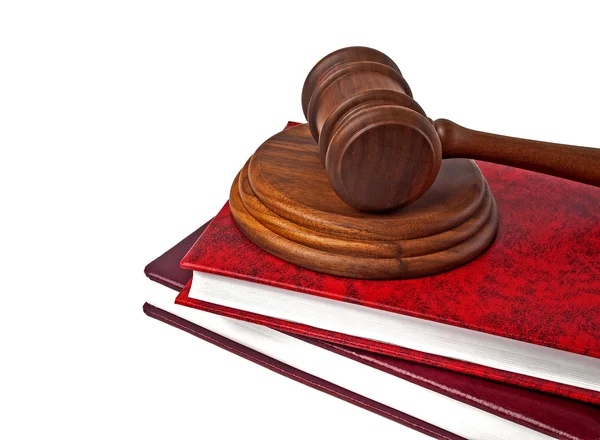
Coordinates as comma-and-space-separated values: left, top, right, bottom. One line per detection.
1, 1, 599, 439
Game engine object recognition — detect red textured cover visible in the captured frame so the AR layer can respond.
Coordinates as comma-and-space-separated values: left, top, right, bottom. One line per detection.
144, 213, 600, 440
144, 221, 211, 290
179, 138, 600, 403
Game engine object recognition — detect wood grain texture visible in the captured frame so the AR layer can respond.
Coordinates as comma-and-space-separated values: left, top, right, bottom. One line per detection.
230, 124, 498, 279
302, 46, 439, 212
435, 118, 600, 187
302, 46, 600, 212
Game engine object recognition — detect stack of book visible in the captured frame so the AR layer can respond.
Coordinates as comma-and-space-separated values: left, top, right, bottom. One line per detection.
144, 122, 600, 439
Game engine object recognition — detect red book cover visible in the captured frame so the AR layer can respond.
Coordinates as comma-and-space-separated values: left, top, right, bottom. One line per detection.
178, 125, 600, 404
144, 214, 600, 440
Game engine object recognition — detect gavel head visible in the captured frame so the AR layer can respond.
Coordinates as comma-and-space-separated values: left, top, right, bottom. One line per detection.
302, 47, 442, 212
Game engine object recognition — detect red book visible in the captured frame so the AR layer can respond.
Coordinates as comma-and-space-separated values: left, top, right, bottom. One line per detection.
144, 218, 600, 440
178, 123, 600, 404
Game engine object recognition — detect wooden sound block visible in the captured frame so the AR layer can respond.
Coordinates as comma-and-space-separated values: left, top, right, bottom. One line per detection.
230, 124, 499, 279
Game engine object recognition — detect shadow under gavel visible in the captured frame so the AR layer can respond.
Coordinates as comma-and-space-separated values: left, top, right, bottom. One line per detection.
303, 46, 600, 212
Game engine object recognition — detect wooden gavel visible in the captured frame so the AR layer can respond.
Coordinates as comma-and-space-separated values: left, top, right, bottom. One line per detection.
302, 47, 600, 212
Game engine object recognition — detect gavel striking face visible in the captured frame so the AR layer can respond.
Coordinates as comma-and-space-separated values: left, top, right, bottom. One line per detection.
302, 47, 600, 212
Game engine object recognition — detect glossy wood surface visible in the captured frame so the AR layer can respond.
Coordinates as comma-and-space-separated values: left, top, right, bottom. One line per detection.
230, 124, 498, 279
303, 46, 600, 213
302, 47, 440, 212
435, 119, 600, 187
229, 47, 599, 278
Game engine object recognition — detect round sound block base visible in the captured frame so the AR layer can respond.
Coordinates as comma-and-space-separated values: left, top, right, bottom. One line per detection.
230, 124, 498, 279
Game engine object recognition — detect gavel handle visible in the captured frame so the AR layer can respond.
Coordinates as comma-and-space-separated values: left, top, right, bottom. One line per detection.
434, 118, 600, 187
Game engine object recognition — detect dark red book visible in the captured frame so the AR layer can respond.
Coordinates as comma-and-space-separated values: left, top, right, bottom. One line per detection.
178, 124, 600, 404
144, 217, 600, 440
